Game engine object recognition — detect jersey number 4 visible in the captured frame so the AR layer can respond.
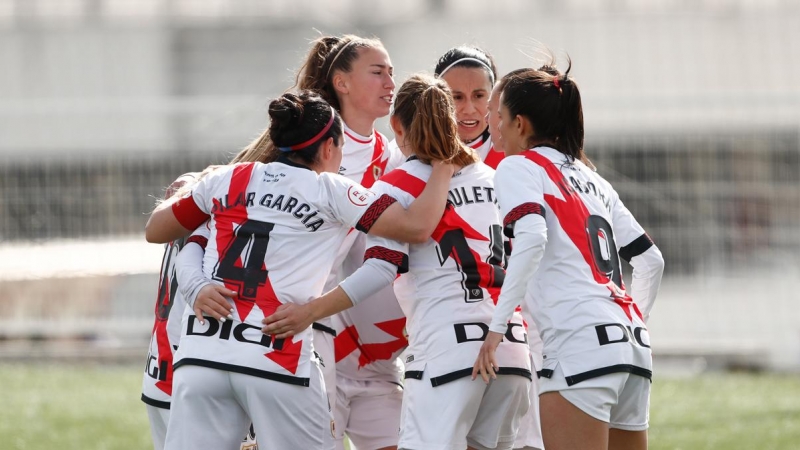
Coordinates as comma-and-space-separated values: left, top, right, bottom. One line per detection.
436, 224, 505, 302
213, 220, 274, 301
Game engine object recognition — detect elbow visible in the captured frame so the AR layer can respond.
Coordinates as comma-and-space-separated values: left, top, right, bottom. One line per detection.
407, 225, 431, 244
145, 219, 167, 244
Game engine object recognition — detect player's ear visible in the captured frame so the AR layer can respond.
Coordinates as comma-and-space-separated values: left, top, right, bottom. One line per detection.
332, 72, 349, 96
514, 114, 531, 146
389, 115, 404, 140
320, 137, 335, 161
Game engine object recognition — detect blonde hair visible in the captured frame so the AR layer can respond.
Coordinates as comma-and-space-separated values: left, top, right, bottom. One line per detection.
392, 74, 478, 167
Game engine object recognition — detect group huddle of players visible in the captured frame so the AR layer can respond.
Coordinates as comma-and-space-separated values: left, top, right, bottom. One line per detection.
141, 34, 665, 450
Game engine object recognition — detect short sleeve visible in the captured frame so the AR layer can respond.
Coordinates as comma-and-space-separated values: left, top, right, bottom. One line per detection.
320, 173, 397, 233
495, 157, 547, 238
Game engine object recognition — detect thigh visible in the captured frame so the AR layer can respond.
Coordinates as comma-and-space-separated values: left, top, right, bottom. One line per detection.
609, 374, 650, 432
234, 362, 334, 450
513, 372, 544, 450
539, 392, 608, 450
468, 376, 530, 450
145, 405, 170, 450
165, 366, 249, 450
346, 380, 403, 450
399, 374, 483, 450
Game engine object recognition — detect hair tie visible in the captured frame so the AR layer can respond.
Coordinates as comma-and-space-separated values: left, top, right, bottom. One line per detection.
278, 106, 336, 152
437, 57, 496, 85
553, 77, 561, 89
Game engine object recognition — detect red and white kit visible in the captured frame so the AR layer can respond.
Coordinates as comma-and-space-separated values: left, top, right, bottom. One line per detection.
491, 147, 663, 428
364, 159, 531, 450
467, 130, 505, 170
165, 158, 397, 450
326, 125, 407, 450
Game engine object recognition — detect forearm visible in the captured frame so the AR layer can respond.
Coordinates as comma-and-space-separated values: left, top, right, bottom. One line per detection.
306, 287, 356, 323
629, 245, 664, 323
489, 216, 547, 333
176, 242, 210, 308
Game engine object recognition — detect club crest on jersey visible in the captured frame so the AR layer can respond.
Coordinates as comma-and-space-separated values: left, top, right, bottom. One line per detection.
347, 185, 376, 206
372, 165, 382, 180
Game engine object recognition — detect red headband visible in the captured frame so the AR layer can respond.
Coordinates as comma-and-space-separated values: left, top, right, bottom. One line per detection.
278, 107, 336, 152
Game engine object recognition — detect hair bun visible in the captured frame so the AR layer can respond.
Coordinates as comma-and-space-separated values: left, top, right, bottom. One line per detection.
268, 93, 304, 133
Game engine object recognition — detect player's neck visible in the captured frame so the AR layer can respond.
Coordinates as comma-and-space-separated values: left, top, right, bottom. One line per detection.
341, 109, 375, 138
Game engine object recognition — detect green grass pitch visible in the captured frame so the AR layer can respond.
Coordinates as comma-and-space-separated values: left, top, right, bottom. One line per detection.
1, 363, 798, 449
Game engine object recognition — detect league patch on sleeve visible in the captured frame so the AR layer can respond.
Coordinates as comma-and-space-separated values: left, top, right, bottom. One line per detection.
347, 185, 376, 206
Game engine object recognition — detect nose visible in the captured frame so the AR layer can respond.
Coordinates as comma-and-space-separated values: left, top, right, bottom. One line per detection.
384, 73, 395, 90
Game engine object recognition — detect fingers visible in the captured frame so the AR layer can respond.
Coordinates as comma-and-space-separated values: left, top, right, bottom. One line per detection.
194, 285, 237, 323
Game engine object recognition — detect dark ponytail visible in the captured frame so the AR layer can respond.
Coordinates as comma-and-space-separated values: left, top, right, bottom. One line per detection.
501, 54, 585, 163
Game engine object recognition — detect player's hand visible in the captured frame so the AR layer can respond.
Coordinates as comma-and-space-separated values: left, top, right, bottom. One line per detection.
261, 303, 314, 339
431, 159, 459, 177
472, 331, 503, 384
193, 284, 236, 325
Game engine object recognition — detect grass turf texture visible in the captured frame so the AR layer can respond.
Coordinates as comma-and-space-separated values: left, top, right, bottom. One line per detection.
0, 363, 798, 450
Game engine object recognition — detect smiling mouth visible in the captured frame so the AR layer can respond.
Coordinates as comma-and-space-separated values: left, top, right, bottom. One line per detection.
459, 120, 480, 128
381, 95, 394, 103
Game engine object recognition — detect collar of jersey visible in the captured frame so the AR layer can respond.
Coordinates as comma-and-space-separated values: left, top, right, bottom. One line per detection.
343, 123, 374, 144
466, 127, 491, 149
276, 154, 313, 171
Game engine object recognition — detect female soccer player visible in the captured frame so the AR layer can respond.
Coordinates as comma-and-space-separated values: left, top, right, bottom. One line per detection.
263, 74, 532, 450
295, 35, 408, 450
435, 46, 506, 169
145, 91, 455, 450
486, 68, 545, 450
473, 59, 665, 450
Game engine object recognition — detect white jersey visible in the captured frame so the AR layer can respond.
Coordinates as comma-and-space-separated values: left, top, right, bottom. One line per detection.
326, 126, 407, 383
367, 159, 531, 385
496, 147, 655, 384
142, 173, 203, 408
170, 158, 397, 386
466, 130, 504, 170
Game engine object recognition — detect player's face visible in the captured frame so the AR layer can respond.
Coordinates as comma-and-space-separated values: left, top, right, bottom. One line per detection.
486, 83, 505, 153
497, 92, 524, 156
441, 67, 492, 143
338, 46, 395, 121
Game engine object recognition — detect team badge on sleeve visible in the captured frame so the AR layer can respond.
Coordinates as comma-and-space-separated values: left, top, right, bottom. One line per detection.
347, 185, 376, 206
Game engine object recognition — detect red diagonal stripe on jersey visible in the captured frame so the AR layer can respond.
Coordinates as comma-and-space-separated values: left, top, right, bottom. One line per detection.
379, 169, 426, 198
213, 163, 257, 321
483, 146, 505, 170
360, 134, 388, 189
153, 269, 174, 395
358, 318, 408, 368
522, 151, 641, 321
334, 325, 360, 362
265, 336, 303, 375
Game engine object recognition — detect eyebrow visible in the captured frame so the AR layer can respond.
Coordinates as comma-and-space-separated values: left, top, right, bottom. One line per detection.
370, 64, 393, 70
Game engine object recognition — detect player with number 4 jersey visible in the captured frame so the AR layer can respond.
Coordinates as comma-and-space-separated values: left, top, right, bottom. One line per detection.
145, 91, 454, 450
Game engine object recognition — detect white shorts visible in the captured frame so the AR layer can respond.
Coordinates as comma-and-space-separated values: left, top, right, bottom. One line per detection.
335, 376, 403, 450
147, 403, 260, 450
165, 364, 334, 450
146, 404, 169, 450
314, 327, 337, 413
399, 371, 530, 450
512, 368, 544, 450
539, 363, 650, 431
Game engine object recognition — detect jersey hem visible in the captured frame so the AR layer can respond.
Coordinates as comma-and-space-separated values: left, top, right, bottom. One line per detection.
174, 358, 311, 387
405, 366, 532, 387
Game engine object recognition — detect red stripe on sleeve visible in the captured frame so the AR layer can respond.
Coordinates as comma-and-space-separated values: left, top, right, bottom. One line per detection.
171, 196, 209, 231
379, 169, 426, 198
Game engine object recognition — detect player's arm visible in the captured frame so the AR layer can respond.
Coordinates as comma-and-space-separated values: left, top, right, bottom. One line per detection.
474, 158, 548, 383
614, 197, 665, 323
365, 161, 456, 244
174, 227, 236, 324
146, 167, 223, 243
262, 258, 397, 339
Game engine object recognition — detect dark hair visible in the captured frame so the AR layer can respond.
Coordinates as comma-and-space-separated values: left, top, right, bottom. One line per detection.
267, 91, 343, 165
392, 74, 478, 167
501, 56, 585, 162
434, 46, 498, 86
294, 34, 385, 111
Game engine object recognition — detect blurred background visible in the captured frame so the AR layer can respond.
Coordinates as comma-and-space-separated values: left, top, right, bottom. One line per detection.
0, 0, 798, 384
